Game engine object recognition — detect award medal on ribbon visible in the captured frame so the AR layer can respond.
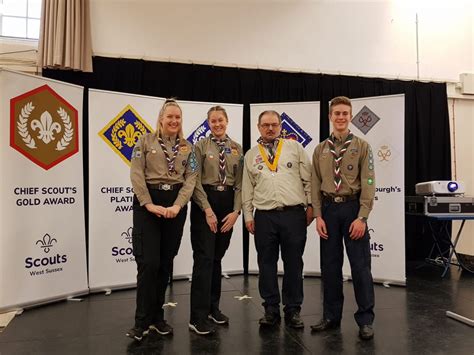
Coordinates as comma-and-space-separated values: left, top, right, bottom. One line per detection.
258, 139, 283, 174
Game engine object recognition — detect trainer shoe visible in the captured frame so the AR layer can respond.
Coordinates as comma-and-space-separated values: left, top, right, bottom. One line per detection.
149, 320, 173, 335
359, 325, 374, 340
259, 312, 281, 327
126, 326, 148, 341
208, 310, 229, 325
310, 319, 340, 332
189, 319, 216, 335
285, 311, 304, 329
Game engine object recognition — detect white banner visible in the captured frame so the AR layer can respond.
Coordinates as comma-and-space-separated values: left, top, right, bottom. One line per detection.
249, 102, 321, 275
88, 89, 164, 291
0, 69, 88, 311
348, 95, 405, 284
88, 90, 244, 291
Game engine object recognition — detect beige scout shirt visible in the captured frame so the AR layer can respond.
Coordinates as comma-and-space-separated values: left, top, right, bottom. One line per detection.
242, 139, 312, 223
192, 136, 244, 212
130, 132, 197, 208
311, 133, 375, 219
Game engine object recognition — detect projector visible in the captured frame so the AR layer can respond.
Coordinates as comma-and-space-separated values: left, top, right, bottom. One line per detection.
415, 180, 465, 195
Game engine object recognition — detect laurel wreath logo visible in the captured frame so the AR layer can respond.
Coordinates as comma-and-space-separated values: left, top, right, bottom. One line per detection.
56, 107, 74, 151
111, 118, 126, 149
134, 120, 147, 135
17, 102, 36, 149
17, 103, 74, 151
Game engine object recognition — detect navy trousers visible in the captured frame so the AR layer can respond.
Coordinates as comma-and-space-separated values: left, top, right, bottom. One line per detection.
132, 190, 187, 329
189, 188, 234, 322
254, 206, 307, 315
320, 198, 375, 326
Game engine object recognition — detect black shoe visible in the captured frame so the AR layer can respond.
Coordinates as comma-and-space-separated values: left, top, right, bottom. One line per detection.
259, 312, 281, 327
189, 319, 216, 335
285, 312, 304, 329
126, 326, 148, 341
149, 320, 173, 335
310, 319, 340, 332
208, 310, 229, 325
359, 325, 374, 340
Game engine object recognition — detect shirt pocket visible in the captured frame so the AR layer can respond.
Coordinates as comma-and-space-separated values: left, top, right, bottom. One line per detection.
175, 152, 189, 175
342, 156, 358, 177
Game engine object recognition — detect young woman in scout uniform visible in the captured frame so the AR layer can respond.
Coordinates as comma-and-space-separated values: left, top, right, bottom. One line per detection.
126, 99, 197, 341
189, 106, 243, 335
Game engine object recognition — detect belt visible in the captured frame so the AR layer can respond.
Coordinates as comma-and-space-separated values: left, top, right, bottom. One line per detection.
147, 183, 183, 191
203, 184, 233, 192
322, 194, 358, 203
268, 205, 304, 212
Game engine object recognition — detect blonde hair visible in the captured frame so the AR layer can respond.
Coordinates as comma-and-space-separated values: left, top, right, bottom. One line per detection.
329, 96, 352, 114
157, 99, 184, 141
207, 105, 228, 121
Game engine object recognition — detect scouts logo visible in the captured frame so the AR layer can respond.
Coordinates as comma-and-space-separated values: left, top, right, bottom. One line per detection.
187, 119, 211, 144
99, 105, 153, 166
368, 228, 384, 255
111, 227, 134, 258
10, 85, 79, 170
36, 233, 57, 254
352, 105, 381, 135
122, 227, 133, 244
279, 112, 312, 147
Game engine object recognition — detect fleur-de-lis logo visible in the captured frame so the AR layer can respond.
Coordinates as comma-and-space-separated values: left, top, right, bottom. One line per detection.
36, 233, 57, 253
121, 227, 133, 244
118, 123, 142, 148
31, 111, 62, 144
280, 128, 298, 141
279, 112, 312, 147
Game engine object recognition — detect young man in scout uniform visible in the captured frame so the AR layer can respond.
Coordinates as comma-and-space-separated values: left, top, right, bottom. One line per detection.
310, 96, 376, 340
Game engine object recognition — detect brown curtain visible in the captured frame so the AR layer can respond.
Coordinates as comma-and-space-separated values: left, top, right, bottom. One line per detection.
37, 0, 93, 72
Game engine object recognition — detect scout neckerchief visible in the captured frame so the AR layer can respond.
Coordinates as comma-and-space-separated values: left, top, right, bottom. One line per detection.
257, 137, 283, 172
210, 135, 228, 185
327, 131, 353, 192
157, 134, 180, 174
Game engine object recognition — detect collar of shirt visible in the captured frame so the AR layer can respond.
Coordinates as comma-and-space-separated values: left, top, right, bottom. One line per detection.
160, 133, 178, 145
330, 131, 350, 144
210, 134, 230, 144
257, 136, 279, 148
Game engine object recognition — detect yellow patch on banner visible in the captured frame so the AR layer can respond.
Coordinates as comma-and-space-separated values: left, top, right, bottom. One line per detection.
98, 104, 153, 166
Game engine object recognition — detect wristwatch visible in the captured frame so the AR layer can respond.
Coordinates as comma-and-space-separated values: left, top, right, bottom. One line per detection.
358, 216, 367, 223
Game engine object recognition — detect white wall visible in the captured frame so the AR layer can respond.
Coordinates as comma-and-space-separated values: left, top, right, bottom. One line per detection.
89, 0, 473, 81
448, 88, 474, 256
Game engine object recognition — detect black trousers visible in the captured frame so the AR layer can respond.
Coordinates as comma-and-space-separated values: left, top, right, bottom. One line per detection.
320, 198, 375, 326
254, 207, 307, 315
189, 188, 234, 322
132, 190, 187, 329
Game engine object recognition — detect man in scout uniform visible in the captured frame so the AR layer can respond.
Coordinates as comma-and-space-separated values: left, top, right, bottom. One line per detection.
242, 110, 313, 328
310, 96, 375, 340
